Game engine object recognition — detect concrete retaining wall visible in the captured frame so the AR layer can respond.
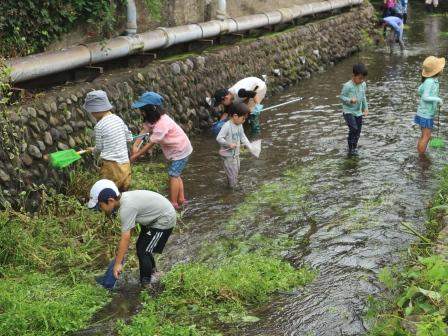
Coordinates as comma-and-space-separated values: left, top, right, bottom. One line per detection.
0, 2, 375, 207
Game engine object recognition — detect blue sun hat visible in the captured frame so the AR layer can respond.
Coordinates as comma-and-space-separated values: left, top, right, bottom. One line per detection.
132, 91, 164, 108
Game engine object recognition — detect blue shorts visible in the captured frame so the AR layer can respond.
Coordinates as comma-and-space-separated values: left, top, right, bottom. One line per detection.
168, 156, 190, 177
414, 115, 433, 129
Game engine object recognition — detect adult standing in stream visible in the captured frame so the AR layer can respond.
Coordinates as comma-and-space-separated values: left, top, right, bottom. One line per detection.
381, 16, 405, 53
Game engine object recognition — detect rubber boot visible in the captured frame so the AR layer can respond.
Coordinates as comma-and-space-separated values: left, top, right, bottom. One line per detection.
249, 114, 261, 133
348, 143, 358, 156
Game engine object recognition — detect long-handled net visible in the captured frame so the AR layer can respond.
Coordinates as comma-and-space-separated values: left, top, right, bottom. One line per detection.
50, 149, 87, 169
429, 107, 444, 149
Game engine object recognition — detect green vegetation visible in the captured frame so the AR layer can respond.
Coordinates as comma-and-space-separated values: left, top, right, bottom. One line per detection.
144, 0, 163, 21
0, 269, 109, 336
0, 195, 113, 335
1, 164, 316, 335
118, 253, 315, 335
119, 167, 317, 335
367, 166, 448, 335
131, 162, 167, 192
0, 57, 11, 105
330, 194, 392, 232
360, 29, 375, 49
229, 168, 311, 228
0, 0, 126, 57
0, 162, 168, 336
160, 52, 198, 63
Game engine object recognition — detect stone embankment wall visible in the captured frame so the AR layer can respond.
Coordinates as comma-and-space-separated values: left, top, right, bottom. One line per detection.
0, 3, 375, 206
49, 0, 343, 51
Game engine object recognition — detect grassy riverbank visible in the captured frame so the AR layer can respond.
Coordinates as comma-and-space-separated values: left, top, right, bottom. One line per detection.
0, 165, 316, 335
117, 167, 317, 335
0, 163, 167, 336
367, 167, 448, 335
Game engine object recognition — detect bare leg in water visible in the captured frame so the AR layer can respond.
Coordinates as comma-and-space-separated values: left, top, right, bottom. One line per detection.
417, 127, 432, 154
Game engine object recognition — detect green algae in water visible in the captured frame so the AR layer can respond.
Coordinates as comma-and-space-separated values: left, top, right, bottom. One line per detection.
327, 194, 392, 232
228, 168, 312, 228
199, 233, 296, 262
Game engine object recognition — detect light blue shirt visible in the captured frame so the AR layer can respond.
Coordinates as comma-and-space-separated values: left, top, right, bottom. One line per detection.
340, 80, 368, 117
383, 16, 403, 38
416, 78, 442, 119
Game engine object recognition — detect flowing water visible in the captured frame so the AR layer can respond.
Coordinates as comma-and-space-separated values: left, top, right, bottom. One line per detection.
171, 6, 448, 335
77, 4, 448, 335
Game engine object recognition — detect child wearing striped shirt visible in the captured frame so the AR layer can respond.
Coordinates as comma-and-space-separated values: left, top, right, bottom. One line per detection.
84, 90, 133, 191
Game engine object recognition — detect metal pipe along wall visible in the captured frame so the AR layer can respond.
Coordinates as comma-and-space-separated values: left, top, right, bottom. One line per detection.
7, 0, 363, 83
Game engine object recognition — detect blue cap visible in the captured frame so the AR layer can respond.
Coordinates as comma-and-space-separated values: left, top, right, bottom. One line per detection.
132, 91, 164, 108
97, 188, 118, 204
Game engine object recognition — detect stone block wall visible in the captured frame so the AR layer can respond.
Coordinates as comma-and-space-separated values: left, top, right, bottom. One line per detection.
0, 3, 375, 207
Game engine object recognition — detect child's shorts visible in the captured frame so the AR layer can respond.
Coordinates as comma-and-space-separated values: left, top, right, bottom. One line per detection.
100, 160, 131, 191
414, 115, 434, 129
168, 155, 190, 177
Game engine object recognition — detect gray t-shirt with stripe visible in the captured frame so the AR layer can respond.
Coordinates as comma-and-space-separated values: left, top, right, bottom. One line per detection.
119, 190, 176, 232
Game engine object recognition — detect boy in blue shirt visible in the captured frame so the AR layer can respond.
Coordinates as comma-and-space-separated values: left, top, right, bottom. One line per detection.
340, 64, 369, 156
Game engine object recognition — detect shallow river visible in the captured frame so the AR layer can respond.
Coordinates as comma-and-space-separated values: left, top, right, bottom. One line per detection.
174, 5, 448, 336
77, 3, 448, 335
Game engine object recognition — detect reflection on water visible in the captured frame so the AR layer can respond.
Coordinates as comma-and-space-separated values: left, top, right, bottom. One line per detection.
80, 3, 448, 335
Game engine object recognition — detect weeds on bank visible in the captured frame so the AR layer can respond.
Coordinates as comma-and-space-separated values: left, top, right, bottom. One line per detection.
0, 162, 168, 336
0, 196, 114, 336
0, 268, 109, 336
1, 164, 315, 335
131, 162, 167, 192
366, 166, 448, 335
118, 167, 317, 335
118, 253, 316, 335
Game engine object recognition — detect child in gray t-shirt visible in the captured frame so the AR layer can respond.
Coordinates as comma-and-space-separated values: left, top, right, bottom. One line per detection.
92, 187, 176, 288
216, 103, 252, 188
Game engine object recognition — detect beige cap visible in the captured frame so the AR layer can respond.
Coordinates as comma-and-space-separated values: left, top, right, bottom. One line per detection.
422, 56, 445, 78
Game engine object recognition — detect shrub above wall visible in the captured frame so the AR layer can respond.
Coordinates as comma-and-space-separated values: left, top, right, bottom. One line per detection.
0, 0, 126, 57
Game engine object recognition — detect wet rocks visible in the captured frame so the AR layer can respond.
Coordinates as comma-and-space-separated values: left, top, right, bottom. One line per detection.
0, 2, 375, 205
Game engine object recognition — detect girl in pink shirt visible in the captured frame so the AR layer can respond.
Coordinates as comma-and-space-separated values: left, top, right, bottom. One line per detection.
131, 92, 193, 209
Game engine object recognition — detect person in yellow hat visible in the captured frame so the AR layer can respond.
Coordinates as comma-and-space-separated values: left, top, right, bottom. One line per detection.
415, 56, 445, 154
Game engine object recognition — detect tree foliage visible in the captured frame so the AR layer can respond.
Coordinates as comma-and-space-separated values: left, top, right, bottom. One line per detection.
0, 0, 126, 57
